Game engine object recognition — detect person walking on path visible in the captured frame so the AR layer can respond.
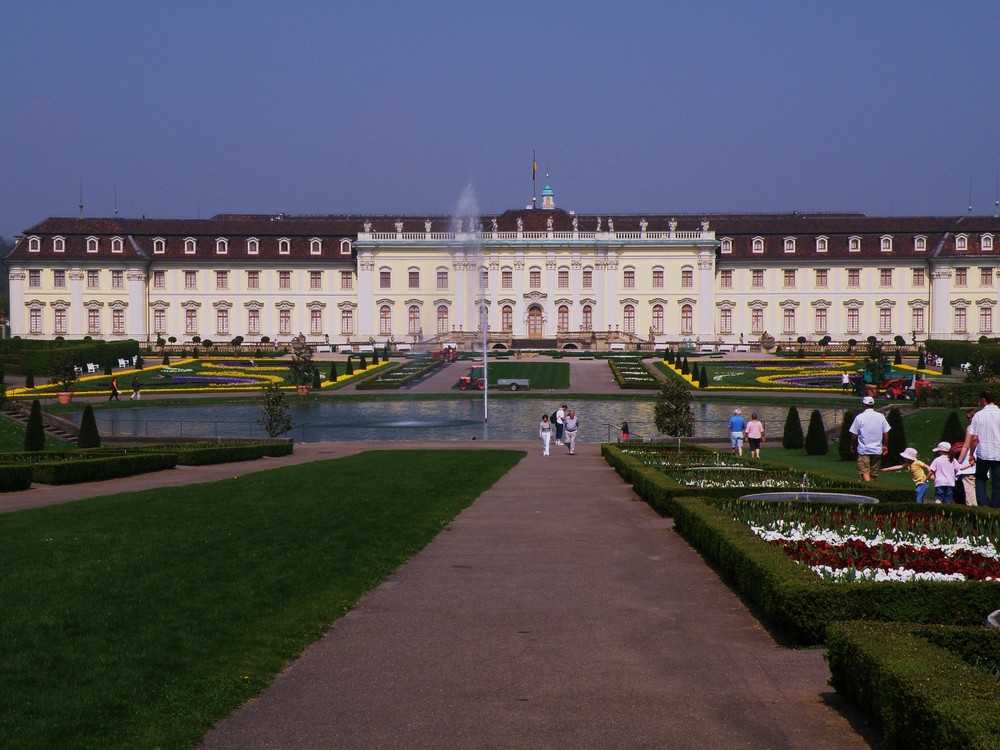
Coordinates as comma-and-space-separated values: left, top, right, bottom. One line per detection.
563, 409, 579, 455
744, 412, 764, 459
727, 408, 747, 457
959, 390, 1000, 508
621, 421, 629, 441
554, 404, 566, 446
883, 447, 931, 503
108, 376, 120, 401
130, 375, 141, 400
956, 407, 978, 505
849, 395, 890, 481
928, 441, 959, 504
538, 414, 552, 456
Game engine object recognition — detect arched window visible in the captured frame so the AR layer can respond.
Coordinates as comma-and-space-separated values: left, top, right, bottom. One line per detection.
681, 304, 693, 335
681, 268, 693, 288
582, 305, 593, 332
957, 235, 968, 251
279, 238, 291, 254
153, 238, 165, 254
623, 268, 635, 288
408, 305, 420, 334
437, 305, 449, 334
881, 236, 893, 252
720, 238, 732, 254
652, 304, 664, 334
247, 238, 259, 254
502, 305, 513, 332
849, 237, 861, 252
28, 236, 40, 252
623, 304, 635, 334
111, 237, 123, 253
184, 238, 196, 254
816, 237, 828, 252
379, 305, 392, 335
53, 237, 65, 253
216, 238, 228, 254
752, 237, 764, 253
783, 237, 795, 253
558, 305, 569, 332
87, 237, 99, 253
983, 234, 994, 251
310, 238, 322, 255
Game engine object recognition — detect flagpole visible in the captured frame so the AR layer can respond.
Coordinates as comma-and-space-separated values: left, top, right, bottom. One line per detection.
532, 148, 537, 208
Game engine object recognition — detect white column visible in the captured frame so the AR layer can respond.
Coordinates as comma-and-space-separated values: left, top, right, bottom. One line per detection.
356, 252, 375, 337
127, 268, 147, 341
696, 250, 715, 339
68, 268, 85, 337
8, 269, 25, 335
930, 267, 952, 339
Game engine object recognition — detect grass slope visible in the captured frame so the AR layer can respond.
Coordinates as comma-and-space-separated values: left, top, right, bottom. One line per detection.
0, 449, 523, 749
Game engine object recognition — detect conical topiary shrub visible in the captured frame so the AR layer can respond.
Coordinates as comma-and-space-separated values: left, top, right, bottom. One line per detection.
917, 348, 926, 370
25, 370, 35, 388
77, 404, 101, 449
359, 354, 367, 369
162, 353, 170, 365
838, 410, 857, 461
328, 361, 337, 381
24, 399, 45, 452
886, 407, 907, 463
371, 349, 379, 366
939, 409, 966, 444
941, 357, 951, 375
804, 409, 828, 455
346, 359, 354, 376
312, 366, 322, 389
681, 357, 690, 376
699, 365, 708, 388
782, 406, 804, 449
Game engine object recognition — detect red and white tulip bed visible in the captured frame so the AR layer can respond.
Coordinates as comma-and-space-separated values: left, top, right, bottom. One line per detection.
720, 503, 1000, 583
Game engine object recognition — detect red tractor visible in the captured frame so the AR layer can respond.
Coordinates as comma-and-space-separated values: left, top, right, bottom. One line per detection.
458, 366, 486, 390
880, 375, 931, 400
432, 347, 458, 363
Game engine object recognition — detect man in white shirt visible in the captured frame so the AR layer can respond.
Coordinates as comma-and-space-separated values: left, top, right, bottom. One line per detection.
554, 404, 566, 446
959, 391, 1000, 508
849, 396, 890, 481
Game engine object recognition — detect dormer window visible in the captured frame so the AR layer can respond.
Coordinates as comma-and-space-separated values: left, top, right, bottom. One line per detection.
216, 238, 228, 254
720, 238, 732, 254
983, 234, 994, 252
87, 237, 99, 253
184, 238, 197, 254
247, 238, 259, 255
783, 237, 796, 253
881, 235, 893, 252
956, 234, 968, 251
849, 236, 861, 252
111, 237, 124, 253
815, 236, 828, 253
53, 236, 65, 253
27, 236, 40, 252
310, 238, 322, 255
153, 238, 165, 254
279, 238, 291, 255
915, 235, 927, 252
340, 238, 352, 256
752, 237, 764, 254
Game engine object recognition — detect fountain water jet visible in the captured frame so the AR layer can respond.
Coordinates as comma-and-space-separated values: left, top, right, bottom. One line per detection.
451, 184, 488, 422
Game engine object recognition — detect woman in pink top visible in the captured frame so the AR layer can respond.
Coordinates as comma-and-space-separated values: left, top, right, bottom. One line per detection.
745, 413, 765, 459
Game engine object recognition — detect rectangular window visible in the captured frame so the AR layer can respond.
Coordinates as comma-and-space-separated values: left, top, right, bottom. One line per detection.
87, 270, 99, 288
279, 271, 291, 289
681, 269, 693, 288
912, 307, 925, 334
248, 309, 260, 335
719, 270, 732, 288
529, 270, 541, 288
279, 309, 291, 335
53, 270, 66, 288
88, 309, 100, 334
502, 270, 512, 288
153, 308, 166, 334
184, 271, 197, 289
342, 271, 354, 290
311, 309, 323, 335
112, 270, 124, 288
54, 308, 66, 334
558, 269, 569, 288
28, 270, 40, 288
981, 307, 994, 333
982, 268, 993, 287
783, 270, 795, 288
815, 269, 828, 288
310, 271, 322, 290
879, 269, 892, 287
719, 308, 732, 334
623, 269, 635, 288
751, 308, 764, 333
956, 268, 968, 286
30, 308, 42, 334
955, 307, 967, 333
653, 270, 664, 288
815, 308, 828, 333
112, 308, 125, 334
216, 271, 228, 290
751, 270, 764, 288
436, 270, 448, 289
782, 308, 795, 334
912, 269, 925, 287
247, 271, 260, 289
216, 308, 229, 335
341, 309, 354, 335
379, 270, 391, 289
582, 269, 592, 288
847, 308, 860, 333
185, 309, 197, 335
879, 308, 892, 333
153, 270, 165, 288
848, 269, 860, 288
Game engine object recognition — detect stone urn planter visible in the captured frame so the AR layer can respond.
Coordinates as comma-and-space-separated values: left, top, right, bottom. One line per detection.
56, 391, 73, 404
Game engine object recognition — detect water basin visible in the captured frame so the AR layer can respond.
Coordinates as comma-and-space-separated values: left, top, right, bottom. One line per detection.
739, 491, 878, 504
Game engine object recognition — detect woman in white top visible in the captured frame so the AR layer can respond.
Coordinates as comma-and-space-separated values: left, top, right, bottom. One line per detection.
539, 414, 552, 456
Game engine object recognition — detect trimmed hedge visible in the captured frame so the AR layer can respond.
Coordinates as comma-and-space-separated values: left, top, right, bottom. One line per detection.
31, 453, 178, 485
0, 465, 34, 492
169, 441, 293, 465
603, 445, 1000, 644
826, 621, 1000, 750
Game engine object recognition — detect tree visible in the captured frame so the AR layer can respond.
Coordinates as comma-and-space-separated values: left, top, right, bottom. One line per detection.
885, 407, 907, 464
24, 399, 45, 451
781, 406, 804, 449
288, 334, 314, 386
804, 410, 828, 455
48, 349, 77, 392
863, 337, 892, 385
77, 404, 101, 448
257, 383, 293, 437
838, 410, 857, 461
965, 350, 994, 383
893, 348, 902, 365
653, 379, 694, 437
939, 409, 966, 444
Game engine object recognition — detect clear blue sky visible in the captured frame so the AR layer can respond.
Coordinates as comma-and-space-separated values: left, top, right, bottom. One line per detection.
3, 1, 999, 239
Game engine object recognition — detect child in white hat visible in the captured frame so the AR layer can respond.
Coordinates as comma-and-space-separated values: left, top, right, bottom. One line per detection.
928, 441, 960, 504
883, 447, 931, 503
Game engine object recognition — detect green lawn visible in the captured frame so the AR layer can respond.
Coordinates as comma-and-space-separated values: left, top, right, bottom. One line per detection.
0, 449, 524, 749
0, 414, 71, 451
456, 361, 570, 389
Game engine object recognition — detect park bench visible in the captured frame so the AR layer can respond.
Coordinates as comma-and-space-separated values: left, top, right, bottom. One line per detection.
609, 343, 627, 352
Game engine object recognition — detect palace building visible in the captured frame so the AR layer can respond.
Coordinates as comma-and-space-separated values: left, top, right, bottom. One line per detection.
6, 186, 1000, 350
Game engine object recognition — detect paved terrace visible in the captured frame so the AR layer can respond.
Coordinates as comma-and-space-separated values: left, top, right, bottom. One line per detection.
4, 442, 877, 748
